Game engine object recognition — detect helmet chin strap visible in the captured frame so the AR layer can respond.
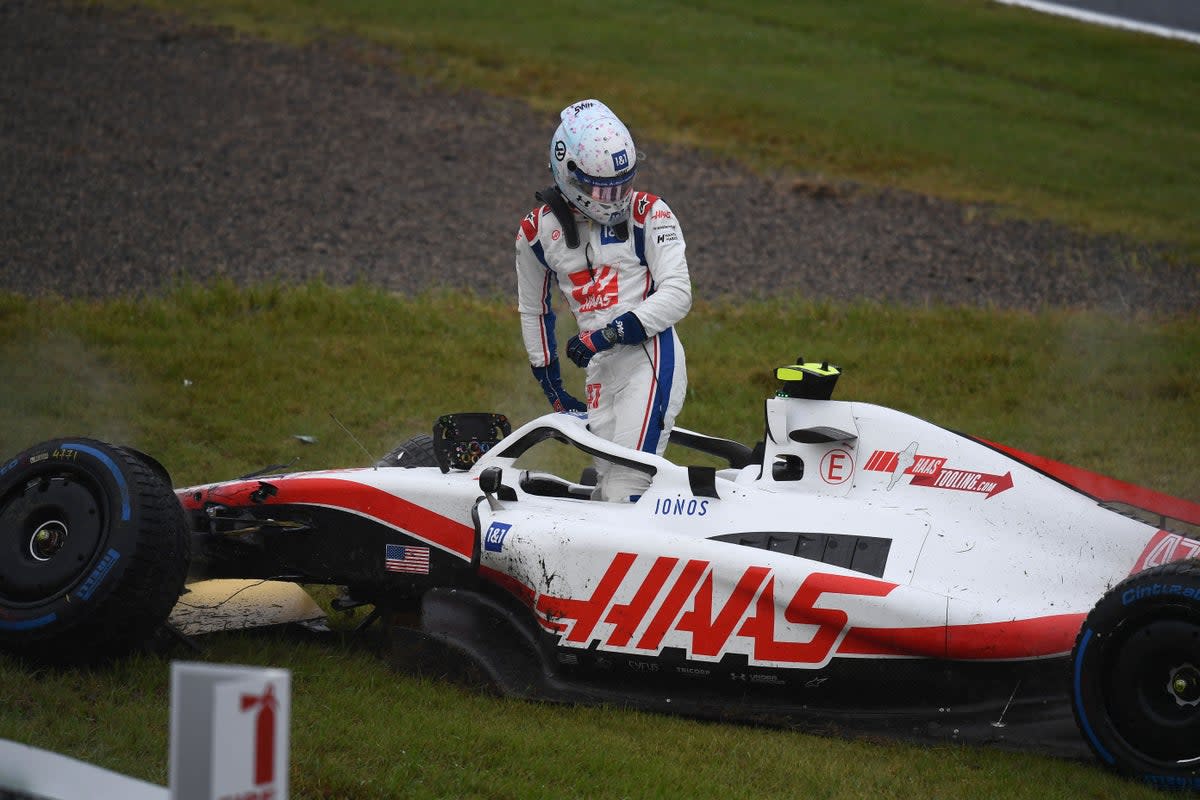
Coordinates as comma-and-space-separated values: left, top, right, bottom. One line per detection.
535, 185, 628, 249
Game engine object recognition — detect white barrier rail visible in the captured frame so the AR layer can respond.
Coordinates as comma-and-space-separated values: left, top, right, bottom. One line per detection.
2, 662, 289, 800
994, 0, 1200, 45
0, 739, 168, 800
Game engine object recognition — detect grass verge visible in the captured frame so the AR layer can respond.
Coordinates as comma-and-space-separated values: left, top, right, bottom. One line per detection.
0, 285, 1195, 799
0, 626, 1164, 800
1, 284, 1195, 496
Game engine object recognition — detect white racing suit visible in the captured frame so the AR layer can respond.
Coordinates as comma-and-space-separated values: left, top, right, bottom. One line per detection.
516, 191, 692, 501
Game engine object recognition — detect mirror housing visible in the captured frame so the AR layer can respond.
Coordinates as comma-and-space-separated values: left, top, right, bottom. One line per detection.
479, 466, 503, 495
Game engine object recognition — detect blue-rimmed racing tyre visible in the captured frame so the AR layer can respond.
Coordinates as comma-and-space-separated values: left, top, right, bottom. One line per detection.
0, 438, 189, 663
1072, 558, 1200, 792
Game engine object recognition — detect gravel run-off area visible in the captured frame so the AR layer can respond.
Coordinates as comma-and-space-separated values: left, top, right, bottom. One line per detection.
2, 1, 1197, 315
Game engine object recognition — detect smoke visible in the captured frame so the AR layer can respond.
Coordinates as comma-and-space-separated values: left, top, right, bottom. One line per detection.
0, 330, 140, 451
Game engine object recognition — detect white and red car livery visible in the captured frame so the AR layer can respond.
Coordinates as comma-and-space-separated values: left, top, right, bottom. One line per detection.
3, 363, 1197, 789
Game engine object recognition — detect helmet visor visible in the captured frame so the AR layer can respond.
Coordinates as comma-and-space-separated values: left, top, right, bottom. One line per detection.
567, 165, 636, 205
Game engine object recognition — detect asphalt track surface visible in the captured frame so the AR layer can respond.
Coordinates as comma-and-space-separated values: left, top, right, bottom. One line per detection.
1050, 0, 1200, 34
2, 1, 1197, 314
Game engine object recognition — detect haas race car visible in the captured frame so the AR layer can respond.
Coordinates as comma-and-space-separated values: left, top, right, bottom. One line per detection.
1, 361, 1198, 790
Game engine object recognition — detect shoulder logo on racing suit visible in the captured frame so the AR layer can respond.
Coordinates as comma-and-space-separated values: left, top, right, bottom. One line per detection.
520, 208, 541, 242
632, 193, 658, 225
569, 266, 619, 312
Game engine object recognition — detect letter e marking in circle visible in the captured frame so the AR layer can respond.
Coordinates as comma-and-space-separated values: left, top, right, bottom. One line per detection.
820, 449, 853, 485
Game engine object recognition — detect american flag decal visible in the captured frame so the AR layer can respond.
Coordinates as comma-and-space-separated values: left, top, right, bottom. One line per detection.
385, 543, 430, 574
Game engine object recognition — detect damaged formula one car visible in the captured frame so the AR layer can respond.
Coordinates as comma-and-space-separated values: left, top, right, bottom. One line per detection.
2, 362, 1198, 790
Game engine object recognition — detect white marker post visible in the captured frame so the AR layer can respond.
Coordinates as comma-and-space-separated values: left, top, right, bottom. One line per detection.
170, 662, 291, 800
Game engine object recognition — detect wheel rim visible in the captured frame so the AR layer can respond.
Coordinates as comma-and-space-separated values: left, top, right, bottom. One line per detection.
1106, 615, 1200, 764
29, 519, 69, 561
0, 472, 108, 605
1169, 663, 1200, 707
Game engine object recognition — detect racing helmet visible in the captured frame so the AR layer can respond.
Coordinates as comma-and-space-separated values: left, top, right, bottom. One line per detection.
549, 99, 638, 226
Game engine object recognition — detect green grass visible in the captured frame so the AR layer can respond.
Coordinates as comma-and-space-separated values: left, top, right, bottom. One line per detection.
1, 285, 1195, 798
95, 0, 1200, 253
0, 629, 1160, 800
2, 284, 1195, 495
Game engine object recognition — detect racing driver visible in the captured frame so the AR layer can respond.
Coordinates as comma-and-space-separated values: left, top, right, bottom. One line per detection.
515, 98, 692, 502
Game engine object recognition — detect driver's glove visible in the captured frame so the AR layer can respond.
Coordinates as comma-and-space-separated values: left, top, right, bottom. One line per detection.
531, 359, 587, 413
566, 311, 647, 368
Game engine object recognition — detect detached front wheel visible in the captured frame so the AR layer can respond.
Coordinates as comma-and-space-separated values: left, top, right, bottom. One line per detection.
0, 438, 189, 663
1072, 558, 1200, 791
